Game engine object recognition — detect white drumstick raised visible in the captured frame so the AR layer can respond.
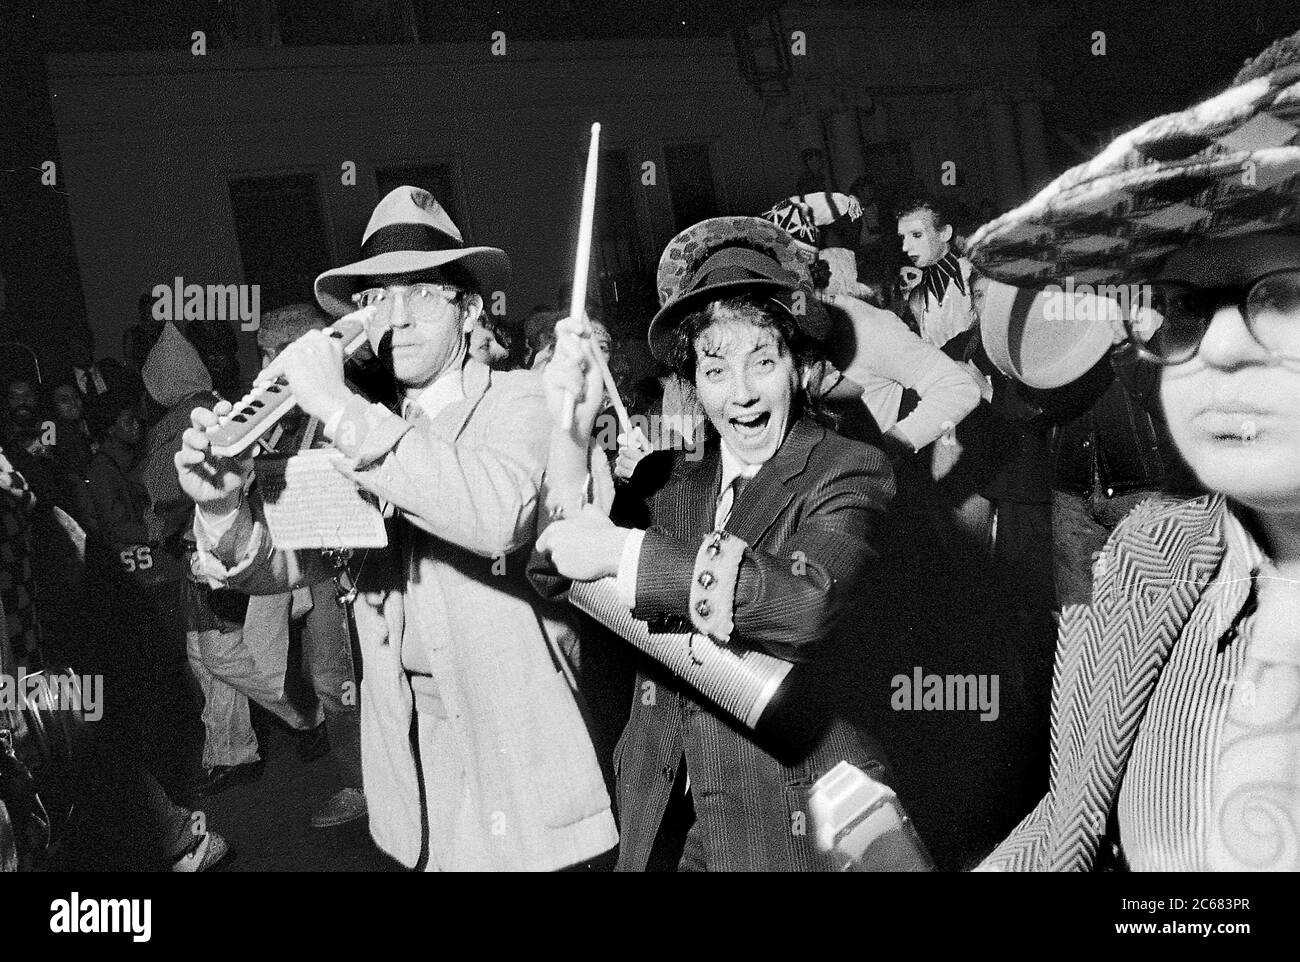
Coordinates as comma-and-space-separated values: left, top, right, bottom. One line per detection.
560, 121, 602, 431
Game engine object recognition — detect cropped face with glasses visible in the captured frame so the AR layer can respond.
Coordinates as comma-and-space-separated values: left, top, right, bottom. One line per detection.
352, 272, 483, 389
1132, 232, 1300, 511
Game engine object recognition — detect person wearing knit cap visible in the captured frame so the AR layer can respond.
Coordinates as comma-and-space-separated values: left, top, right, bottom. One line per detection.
140, 321, 213, 411
975, 30, 1300, 872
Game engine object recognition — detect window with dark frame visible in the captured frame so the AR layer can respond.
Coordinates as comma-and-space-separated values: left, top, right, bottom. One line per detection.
228, 171, 333, 314
663, 142, 720, 233
588, 147, 657, 340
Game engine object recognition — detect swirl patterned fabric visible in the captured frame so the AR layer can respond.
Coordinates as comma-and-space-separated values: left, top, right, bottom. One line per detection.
1208, 557, 1300, 870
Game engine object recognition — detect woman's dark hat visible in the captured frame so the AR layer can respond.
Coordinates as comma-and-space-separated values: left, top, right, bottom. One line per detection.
649, 216, 829, 362
315, 187, 511, 316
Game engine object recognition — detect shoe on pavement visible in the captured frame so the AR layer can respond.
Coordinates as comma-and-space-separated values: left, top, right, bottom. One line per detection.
296, 723, 331, 762
310, 788, 366, 829
193, 760, 264, 797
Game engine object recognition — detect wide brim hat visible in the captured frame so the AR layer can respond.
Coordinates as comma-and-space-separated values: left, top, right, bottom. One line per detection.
649, 216, 829, 362
968, 41, 1300, 289
315, 186, 511, 316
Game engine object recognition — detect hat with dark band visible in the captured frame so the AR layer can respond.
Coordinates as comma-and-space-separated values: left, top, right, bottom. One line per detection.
968, 32, 1300, 289
315, 187, 511, 317
649, 216, 829, 362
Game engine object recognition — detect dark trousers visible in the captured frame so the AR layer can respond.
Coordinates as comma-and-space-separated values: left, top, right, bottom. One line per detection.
1052, 487, 1154, 608
645, 766, 706, 872
300, 581, 362, 789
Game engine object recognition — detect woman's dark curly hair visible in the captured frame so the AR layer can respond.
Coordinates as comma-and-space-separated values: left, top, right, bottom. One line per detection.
665, 294, 838, 430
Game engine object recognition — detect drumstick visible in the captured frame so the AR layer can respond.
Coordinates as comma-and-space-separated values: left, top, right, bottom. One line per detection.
593, 348, 631, 437
561, 121, 601, 431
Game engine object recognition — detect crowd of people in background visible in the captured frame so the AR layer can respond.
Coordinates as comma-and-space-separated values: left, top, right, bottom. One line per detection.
0, 180, 1177, 871
0, 182, 1146, 871
3, 24, 1298, 873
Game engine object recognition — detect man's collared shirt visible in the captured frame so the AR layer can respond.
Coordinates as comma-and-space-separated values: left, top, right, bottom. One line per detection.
322, 359, 467, 439
402, 363, 467, 423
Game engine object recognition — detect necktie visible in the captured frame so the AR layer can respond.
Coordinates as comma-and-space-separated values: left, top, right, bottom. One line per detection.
1208, 561, 1300, 870
714, 474, 751, 530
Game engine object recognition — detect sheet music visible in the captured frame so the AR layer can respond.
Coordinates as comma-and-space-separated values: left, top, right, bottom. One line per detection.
256, 450, 388, 550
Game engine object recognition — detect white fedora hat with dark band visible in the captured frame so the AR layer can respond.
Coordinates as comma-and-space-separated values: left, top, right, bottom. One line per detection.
315, 186, 511, 316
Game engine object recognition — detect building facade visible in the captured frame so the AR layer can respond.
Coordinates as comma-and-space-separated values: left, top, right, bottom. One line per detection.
46, 2, 1055, 377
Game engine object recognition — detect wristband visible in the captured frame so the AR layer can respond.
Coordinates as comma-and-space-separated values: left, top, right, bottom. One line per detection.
689, 529, 747, 644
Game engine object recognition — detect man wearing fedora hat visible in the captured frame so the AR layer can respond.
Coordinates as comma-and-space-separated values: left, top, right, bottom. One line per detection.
178, 187, 617, 871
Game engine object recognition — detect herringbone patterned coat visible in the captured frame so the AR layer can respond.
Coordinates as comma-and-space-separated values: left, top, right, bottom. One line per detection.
980, 493, 1239, 871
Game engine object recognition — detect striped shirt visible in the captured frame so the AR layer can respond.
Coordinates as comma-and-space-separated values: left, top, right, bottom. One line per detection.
1117, 508, 1265, 870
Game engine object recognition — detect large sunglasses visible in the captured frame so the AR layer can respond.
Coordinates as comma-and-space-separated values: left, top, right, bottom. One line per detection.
351, 282, 462, 323
1126, 268, 1300, 364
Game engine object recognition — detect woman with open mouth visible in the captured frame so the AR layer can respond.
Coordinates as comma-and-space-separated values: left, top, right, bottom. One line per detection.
533, 216, 897, 871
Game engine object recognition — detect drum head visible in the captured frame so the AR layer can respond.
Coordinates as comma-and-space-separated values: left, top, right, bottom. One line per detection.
979, 279, 1116, 389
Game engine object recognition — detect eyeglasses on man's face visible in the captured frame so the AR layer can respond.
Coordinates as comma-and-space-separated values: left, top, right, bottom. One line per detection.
1126, 268, 1300, 365
351, 283, 463, 323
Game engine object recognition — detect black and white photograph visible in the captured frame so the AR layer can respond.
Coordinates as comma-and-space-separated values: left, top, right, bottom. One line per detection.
1, 0, 1297, 942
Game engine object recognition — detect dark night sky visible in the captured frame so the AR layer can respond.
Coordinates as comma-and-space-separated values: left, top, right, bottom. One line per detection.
1, 0, 1298, 355
1035, 1, 1300, 148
